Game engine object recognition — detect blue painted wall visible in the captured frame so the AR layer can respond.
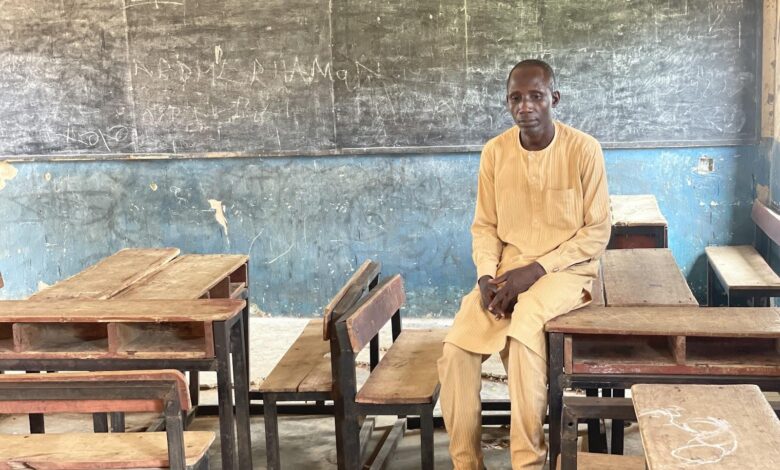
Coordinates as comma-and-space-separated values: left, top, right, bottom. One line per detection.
0, 143, 764, 314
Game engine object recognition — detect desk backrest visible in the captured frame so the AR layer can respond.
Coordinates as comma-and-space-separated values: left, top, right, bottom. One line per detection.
752, 198, 780, 247
342, 275, 405, 352
323, 260, 381, 340
0, 370, 191, 414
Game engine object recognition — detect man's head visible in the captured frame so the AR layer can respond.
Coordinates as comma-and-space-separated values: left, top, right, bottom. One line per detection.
506, 59, 560, 134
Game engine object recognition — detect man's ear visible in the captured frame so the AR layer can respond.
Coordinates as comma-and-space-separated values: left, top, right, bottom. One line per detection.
551, 90, 561, 108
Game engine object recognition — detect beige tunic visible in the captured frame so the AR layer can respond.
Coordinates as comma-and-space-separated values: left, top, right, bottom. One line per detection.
445, 121, 611, 358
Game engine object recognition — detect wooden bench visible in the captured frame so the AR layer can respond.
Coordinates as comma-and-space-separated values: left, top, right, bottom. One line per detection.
260, 260, 381, 470
633, 384, 780, 469
331, 274, 446, 470
609, 195, 668, 249
706, 199, 780, 306
0, 370, 212, 470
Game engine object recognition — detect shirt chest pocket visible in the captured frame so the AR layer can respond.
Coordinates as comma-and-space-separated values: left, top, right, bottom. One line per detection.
542, 188, 580, 230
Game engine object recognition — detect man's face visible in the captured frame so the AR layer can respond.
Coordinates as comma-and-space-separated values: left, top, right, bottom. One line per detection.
506, 66, 560, 132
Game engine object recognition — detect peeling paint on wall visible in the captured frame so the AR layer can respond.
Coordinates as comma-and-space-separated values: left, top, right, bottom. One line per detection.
757, 183, 770, 204
0, 162, 17, 190
208, 199, 229, 237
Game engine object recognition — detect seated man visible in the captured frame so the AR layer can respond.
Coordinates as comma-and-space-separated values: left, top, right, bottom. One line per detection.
438, 59, 611, 469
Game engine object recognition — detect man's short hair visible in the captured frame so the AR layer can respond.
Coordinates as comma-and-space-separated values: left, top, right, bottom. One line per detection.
506, 59, 557, 92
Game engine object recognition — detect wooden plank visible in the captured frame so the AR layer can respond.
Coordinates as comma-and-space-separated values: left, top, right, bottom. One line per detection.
0, 272, 4, 289
603, 249, 698, 307
668, 336, 686, 365
555, 452, 646, 470
297, 358, 332, 393
753, 198, 780, 248
345, 275, 406, 353
706, 245, 780, 290
367, 419, 406, 470
0, 431, 214, 468
0, 370, 190, 410
359, 417, 376, 462
29, 248, 180, 300
115, 255, 248, 300
258, 319, 331, 393
632, 384, 780, 469
110, 322, 213, 359
0, 299, 245, 322
564, 335, 573, 374
610, 195, 667, 227
356, 329, 446, 405
546, 307, 780, 337
323, 260, 381, 340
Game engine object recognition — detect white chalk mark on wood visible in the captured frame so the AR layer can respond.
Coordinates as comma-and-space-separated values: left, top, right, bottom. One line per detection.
639, 406, 738, 466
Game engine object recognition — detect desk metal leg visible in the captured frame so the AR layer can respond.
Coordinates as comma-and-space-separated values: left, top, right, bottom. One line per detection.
230, 315, 253, 470
548, 333, 564, 470
214, 321, 237, 470
611, 389, 625, 454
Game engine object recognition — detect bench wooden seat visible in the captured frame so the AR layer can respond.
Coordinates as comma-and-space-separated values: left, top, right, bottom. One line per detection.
259, 318, 331, 394
556, 452, 646, 470
0, 431, 214, 469
356, 328, 447, 405
706, 245, 780, 290
0, 370, 210, 470
632, 384, 780, 469
707, 199, 780, 306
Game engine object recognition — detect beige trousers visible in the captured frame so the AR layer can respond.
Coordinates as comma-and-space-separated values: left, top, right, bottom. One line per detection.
438, 339, 549, 470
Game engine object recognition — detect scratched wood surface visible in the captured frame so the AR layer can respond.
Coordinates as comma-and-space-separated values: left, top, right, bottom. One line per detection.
29, 248, 180, 300
610, 195, 668, 227
555, 452, 646, 470
0, 370, 191, 414
0, 431, 214, 468
356, 328, 447, 405
603, 249, 698, 306
0, 299, 245, 322
114, 254, 248, 299
706, 245, 780, 290
632, 384, 780, 469
345, 275, 406, 352
546, 307, 780, 337
259, 319, 331, 393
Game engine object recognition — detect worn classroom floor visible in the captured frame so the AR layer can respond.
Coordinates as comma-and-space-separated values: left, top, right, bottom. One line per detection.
0, 317, 646, 469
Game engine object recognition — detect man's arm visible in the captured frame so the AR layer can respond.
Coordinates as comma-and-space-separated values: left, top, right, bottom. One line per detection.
535, 141, 611, 274
472, 144, 503, 309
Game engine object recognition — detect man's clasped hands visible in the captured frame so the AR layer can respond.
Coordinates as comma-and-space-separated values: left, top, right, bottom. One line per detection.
478, 262, 546, 320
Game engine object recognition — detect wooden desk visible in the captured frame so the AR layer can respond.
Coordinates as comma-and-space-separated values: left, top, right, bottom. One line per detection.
22, 248, 250, 470
602, 249, 697, 307
609, 195, 668, 249
632, 384, 780, 469
0, 299, 251, 470
546, 307, 780, 469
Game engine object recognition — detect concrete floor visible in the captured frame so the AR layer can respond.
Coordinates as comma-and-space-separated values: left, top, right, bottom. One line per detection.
0, 317, 646, 469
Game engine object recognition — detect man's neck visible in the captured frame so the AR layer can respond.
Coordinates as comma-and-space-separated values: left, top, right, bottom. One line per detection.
519, 121, 555, 151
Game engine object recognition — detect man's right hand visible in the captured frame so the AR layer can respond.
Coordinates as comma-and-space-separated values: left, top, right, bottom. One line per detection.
478, 275, 500, 313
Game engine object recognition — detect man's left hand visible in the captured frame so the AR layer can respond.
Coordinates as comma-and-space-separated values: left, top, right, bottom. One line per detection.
487, 262, 547, 318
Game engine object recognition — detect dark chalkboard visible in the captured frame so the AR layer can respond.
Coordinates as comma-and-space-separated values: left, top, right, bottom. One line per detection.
0, 0, 761, 159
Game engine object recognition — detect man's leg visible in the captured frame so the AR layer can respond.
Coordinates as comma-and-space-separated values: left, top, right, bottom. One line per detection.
507, 338, 549, 470
438, 342, 485, 470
